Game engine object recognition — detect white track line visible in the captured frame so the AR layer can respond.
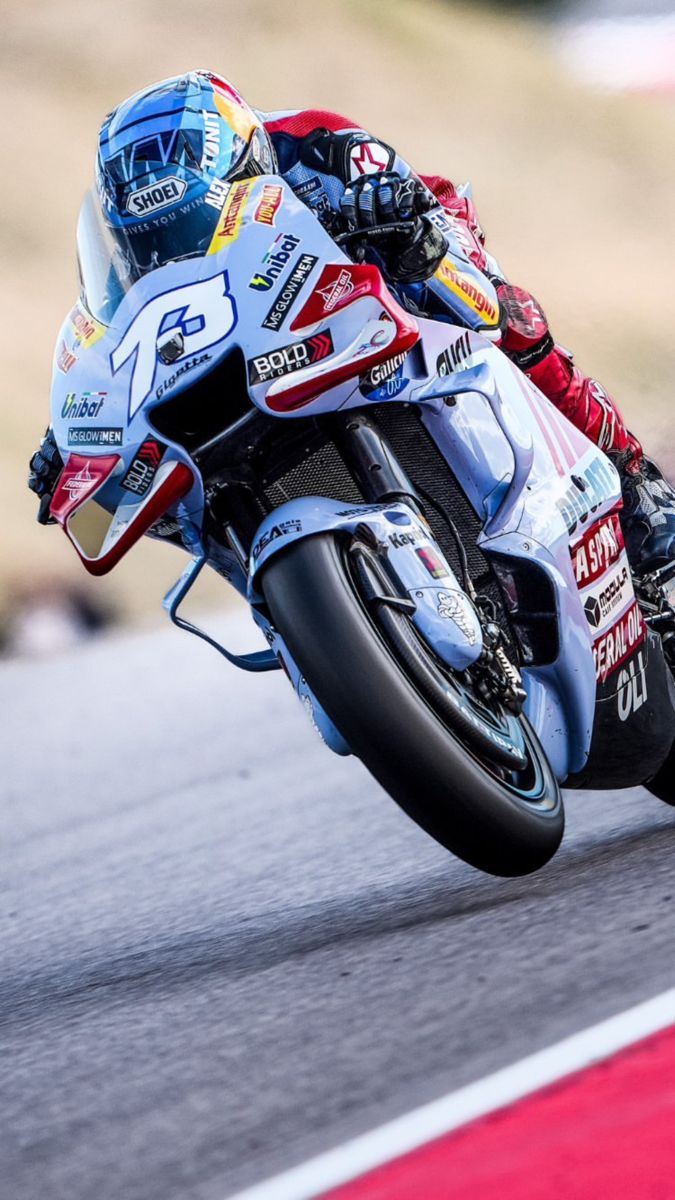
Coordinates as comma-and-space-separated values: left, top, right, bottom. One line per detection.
227, 986, 675, 1200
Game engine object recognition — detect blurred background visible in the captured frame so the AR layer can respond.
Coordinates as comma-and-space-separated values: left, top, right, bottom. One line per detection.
1, 0, 673, 654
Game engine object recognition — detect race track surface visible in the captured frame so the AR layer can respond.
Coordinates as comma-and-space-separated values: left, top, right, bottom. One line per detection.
2, 608, 674, 1200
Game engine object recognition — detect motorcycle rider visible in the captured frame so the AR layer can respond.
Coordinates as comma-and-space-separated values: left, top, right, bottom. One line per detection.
29, 71, 675, 573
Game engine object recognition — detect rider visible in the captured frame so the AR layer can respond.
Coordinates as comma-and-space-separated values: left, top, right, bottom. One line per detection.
29, 70, 675, 573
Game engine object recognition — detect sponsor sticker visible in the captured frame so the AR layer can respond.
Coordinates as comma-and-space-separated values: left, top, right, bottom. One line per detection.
557, 456, 620, 535
261, 254, 318, 332
360, 351, 408, 399
155, 352, 211, 400
126, 176, 187, 217
416, 546, 448, 579
62, 463, 95, 503
120, 438, 166, 496
617, 650, 648, 721
248, 331, 334, 386
571, 511, 624, 587
581, 557, 632, 634
57, 342, 78, 374
437, 590, 477, 644
207, 180, 255, 252
252, 518, 302, 560
593, 599, 645, 683
388, 529, 419, 548
437, 331, 473, 376
68, 303, 106, 350
254, 184, 283, 226
434, 259, 499, 326
249, 234, 302, 292
295, 176, 322, 199
317, 267, 355, 313
61, 391, 107, 420
68, 427, 123, 447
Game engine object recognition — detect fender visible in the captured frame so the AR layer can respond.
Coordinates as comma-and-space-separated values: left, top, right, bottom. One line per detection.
248, 496, 484, 673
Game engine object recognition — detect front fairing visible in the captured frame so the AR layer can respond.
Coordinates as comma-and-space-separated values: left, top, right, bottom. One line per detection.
50, 175, 421, 569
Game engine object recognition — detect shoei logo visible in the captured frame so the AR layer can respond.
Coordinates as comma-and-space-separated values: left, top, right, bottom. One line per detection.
111, 272, 237, 420
126, 176, 187, 217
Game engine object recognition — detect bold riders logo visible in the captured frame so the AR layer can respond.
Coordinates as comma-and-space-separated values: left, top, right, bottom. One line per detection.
248, 332, 334, 386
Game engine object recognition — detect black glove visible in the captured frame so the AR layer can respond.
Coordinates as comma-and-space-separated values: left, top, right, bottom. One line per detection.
340, 172, 447, 283
341, 172, 432, 229
28, 427, 63, 524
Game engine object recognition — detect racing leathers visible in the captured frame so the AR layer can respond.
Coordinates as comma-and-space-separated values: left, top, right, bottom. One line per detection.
258, 106, 675, 573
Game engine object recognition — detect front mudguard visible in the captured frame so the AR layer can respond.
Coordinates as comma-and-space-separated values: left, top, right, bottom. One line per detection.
248, 496, 484, 673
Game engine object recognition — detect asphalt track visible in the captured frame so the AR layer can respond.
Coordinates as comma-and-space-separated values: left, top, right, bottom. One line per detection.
2, 605, 675, 1200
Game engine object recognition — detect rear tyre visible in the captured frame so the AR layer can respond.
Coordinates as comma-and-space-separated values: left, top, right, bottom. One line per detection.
262, 533, 563, 877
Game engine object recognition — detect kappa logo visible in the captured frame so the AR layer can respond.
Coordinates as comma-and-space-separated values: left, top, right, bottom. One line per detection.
120, 438, 166, 497
248, 331, 334, 386
349, 140, 393, 178
126, 176, 187, 217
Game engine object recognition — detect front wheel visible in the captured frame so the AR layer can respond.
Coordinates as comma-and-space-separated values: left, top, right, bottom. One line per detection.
261, 534, 563, 877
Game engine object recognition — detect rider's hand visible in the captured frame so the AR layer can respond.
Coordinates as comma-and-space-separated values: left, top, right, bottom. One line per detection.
340, 172, 447, 284
28, 427, 63, 524
341, 172, 433, 231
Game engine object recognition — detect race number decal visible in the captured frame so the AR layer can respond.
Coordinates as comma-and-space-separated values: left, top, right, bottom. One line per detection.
111, 272, 237, 419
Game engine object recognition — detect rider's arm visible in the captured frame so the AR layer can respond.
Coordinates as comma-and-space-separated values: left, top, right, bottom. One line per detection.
261, 110, 446, 282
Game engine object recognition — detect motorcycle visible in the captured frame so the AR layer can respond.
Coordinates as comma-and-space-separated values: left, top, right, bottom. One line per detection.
46, 174, 675, 877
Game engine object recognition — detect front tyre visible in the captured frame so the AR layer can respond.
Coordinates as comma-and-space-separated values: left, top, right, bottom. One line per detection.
262, 534, 563, 877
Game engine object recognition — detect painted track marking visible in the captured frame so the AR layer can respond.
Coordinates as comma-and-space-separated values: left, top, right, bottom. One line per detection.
227, 986, 675, 1200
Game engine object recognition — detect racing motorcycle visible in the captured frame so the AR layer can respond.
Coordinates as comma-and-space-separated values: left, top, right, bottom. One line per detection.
46, 174, 675, 877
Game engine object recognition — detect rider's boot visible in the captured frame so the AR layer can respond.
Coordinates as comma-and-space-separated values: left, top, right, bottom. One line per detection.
609, 451, 675, 574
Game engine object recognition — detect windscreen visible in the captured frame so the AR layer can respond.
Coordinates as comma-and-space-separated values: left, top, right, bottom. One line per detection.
77, 186, 225, 324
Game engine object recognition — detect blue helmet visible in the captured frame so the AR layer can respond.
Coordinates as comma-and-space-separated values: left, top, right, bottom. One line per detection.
94, 71, 276, 277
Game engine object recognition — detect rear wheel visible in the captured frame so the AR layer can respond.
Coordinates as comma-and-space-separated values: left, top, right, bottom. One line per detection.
262, 533, 563, 877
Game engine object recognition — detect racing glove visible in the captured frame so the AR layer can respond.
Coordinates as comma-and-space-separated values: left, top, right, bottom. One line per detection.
340, 172, 447, 283
28, 427, 63, 524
